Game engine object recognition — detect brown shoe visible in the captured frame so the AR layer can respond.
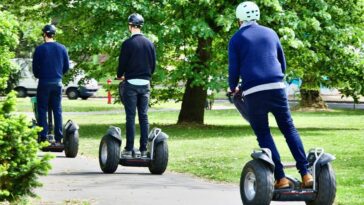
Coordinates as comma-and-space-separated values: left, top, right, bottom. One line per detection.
275, 177, 290, 189
302, 174, 314, 188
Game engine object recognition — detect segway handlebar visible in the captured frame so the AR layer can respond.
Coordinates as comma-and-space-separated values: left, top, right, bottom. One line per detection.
226, 92, 234, 104
114, 77, 124, 81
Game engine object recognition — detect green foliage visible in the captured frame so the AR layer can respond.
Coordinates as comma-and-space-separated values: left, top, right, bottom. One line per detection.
276, 0, 364, 102
6, 0, 363, 105
0, 3, 47, 95
0, 9, 19, 94
0, 92, 52, 202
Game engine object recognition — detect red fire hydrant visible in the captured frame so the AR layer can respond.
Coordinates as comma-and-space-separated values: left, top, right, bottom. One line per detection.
107, 79, 112, 104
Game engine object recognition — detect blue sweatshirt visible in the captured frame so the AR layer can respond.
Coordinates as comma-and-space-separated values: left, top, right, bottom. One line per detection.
228, 22, 286, 92
32, 42, 70, 84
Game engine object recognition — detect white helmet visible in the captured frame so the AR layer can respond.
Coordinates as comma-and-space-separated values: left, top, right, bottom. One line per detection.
236, 1, 260, 22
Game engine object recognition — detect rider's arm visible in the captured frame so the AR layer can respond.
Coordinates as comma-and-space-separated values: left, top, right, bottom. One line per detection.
277, 40, 286, 74
151, 43, 156, 75
32, 47, 40, 78
62, 46, 70, 74
117, 41, 129, 78
228, 37, 240, 92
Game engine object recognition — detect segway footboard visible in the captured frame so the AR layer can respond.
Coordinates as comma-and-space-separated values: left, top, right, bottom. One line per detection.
41, 144, 64, 152
273, 189, 316, 201
120, 158, 151, 167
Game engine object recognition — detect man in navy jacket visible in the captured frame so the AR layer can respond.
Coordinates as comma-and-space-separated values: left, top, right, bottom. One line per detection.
229, 2, 313, 188
117, 13, 156, 158
32, 24, 69, 144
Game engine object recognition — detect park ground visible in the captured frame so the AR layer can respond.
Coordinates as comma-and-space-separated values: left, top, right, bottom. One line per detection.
15, 97, 364, 205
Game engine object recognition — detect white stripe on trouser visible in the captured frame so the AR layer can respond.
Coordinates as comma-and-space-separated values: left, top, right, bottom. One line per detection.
243, 82, 286, 96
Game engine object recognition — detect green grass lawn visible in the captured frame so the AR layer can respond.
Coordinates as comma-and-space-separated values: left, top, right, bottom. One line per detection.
58, 108, 364, 205
15, 97, 182, 112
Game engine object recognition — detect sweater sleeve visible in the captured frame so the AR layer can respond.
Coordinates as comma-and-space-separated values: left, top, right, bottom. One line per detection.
32, 47, 40, 78
117, 42, 129, 78
151, 43, 156, 75
62, 46, 70, 74
277, 41, 286, 74
228, 37, 240, 92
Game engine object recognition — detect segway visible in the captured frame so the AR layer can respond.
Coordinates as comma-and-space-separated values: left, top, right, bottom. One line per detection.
31, 97, 79, 158
240, 148, 336, 205
98, 126, 169, 174
98, 78, 168, 174
228, 91, 337, 205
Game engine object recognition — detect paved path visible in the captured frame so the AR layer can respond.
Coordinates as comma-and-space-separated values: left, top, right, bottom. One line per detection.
35, 153, 304, 205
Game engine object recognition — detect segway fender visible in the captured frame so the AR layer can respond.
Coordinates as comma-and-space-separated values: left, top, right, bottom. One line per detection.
155, 132, 168, 144
251, 148, 275, 171
316, 153, 335, 172
64, 120, 79, 133
106, 126, 122, 144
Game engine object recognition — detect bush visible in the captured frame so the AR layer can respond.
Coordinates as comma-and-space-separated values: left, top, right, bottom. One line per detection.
0, 92, 52, 202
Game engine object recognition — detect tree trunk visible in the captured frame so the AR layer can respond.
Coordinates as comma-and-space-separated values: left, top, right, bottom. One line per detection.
177, 38, 211, 124
300, 89, 328, 109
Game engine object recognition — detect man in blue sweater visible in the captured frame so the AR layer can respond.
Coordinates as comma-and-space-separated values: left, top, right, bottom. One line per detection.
117, 13, 156, 158
229, 2, 313, 188
32, 24, 69, 144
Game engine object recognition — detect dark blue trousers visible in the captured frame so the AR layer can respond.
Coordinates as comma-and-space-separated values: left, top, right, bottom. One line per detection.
37, 82, 63, 142
123, 82, 150, 152
245, 89, 309, 180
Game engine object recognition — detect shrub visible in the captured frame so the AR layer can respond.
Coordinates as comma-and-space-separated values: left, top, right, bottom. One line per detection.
0, 92, 52, 202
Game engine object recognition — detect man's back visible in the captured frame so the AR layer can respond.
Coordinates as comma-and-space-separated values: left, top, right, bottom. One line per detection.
117, 34, 156, 80
229, 23, 286, 91
32, 42, 69, 83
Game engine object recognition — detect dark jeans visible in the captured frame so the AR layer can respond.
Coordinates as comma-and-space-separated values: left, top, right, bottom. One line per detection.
245, 88, 309, 180
37, 82, 63, 142
123, 82, 150, 152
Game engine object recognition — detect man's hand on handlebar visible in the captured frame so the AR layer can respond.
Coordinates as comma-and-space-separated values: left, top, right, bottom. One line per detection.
115, 76, 125, 81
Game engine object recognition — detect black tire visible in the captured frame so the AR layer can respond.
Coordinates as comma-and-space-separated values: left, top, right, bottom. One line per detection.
64, 130, 79, 158
149, 141, 168, 175
66, 88, 79, 100
306, 163, 336, 205
80, 96, 89, 100
15, 87, 27, 98
99, 135, 120, 173
240, 160, 274, 205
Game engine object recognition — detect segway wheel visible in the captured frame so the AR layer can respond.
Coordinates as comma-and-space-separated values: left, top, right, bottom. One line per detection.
99, 135, 120, 173
306, 163, 336, 205
240, 160, 274, 205
64, 130, 79, 158
148, 141, 168, 175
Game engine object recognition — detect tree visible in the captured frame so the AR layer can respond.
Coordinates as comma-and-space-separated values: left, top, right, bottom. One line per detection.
8, 0, 363, 121
277, 0, 364, 107
0, 7, 52, 202
12, 0, 284, 124
0, 3, 46, 95
0, 9, 19, 94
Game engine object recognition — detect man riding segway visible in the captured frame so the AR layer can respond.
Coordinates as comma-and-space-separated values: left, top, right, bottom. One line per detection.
98, 13, 168, 175
228, 1, 313, 189
117, 13, 156, 158
32, 24, 69, 147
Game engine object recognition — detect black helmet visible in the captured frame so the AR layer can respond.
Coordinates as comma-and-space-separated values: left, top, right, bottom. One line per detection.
128, 13, 144, 27
42, 24, 56, 37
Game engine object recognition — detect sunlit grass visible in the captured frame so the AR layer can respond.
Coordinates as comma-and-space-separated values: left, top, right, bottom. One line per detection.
57, 108, 364, 205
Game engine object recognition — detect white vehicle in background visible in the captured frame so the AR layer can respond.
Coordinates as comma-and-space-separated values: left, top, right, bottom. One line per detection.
13, 58, 99, 100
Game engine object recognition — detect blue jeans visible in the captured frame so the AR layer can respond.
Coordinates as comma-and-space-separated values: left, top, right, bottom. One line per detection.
123, 82, 150, 152
245, 88, 309, 180
37, 82, 63, 142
